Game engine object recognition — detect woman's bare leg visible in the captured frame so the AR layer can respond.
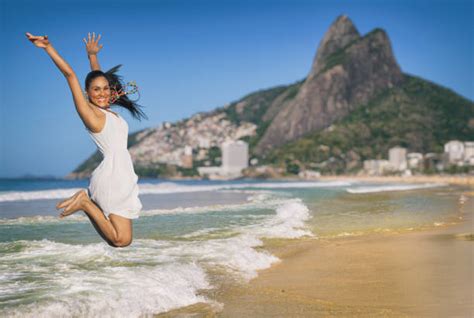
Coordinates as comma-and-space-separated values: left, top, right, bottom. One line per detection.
56, 190, 133, 247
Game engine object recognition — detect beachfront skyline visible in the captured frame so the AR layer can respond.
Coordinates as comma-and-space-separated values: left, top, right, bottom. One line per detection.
1, 0, 472, 178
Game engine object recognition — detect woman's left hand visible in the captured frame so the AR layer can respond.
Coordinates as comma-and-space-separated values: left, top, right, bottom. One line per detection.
25, 32, 51, 48
84, 32, 103, 55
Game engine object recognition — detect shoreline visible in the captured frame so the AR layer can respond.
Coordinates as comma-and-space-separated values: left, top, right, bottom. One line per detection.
213, 191, 473, 317
253, 174, 474, 186
158, 188, 473, 317
317, 174, 474, 186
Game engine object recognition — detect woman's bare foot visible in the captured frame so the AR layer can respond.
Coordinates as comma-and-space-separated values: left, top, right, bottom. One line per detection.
56, 191, 78, 210
58, 189, 90, 218
56, 189, 87, 210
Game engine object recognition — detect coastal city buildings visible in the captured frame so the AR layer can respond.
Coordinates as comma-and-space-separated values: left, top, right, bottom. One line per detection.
129, 110, 472, 178
444, 140, 464, 163
464, 142, 474, 165
363, 140, 474, 175
129, 112, 257, 170
445, 140, 474, 166
363, 159, 391, 176
198, 140, 249, 179
221, 140, 249, 173
181, 145, 193, 169
388, 146, 407, 171
407, 152, 423, 170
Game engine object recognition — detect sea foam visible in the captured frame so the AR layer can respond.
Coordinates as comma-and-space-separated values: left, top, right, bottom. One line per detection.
346, 183, 447, 194
0, 191, 284, 225
0, 192, 314, 317
0, 180, 352, 203
0, 240, 211, 318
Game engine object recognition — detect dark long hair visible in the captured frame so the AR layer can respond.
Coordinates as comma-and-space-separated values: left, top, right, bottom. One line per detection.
85, 65, 148, 121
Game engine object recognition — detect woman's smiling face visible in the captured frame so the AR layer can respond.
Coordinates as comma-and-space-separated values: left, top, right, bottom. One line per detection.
87, 76, 111, 108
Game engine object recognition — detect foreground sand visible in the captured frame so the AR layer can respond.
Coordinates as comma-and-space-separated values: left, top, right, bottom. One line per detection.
214, 192, 473, 317
157, 188, 473, 318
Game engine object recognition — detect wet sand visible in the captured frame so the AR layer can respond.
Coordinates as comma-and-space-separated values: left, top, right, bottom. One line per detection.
159, 191, 473, 317
318, 174, 474, 186
158, 220, 473, 317
214, 192, 473, 317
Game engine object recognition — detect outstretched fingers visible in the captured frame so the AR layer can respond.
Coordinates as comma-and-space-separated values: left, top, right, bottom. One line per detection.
84, 32, 103, 52
87, 32, 100, 43
25, 32, 39, 41
25, 32, 47, 39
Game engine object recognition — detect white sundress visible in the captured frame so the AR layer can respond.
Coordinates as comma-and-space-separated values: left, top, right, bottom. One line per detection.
87, 107, 142, 220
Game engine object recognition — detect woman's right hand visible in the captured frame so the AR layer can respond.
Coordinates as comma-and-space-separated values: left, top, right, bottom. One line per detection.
84, 32, 103, 55
25, 32, 51, 48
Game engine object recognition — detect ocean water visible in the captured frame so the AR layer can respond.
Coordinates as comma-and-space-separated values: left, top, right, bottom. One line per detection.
0, 178, 467, 317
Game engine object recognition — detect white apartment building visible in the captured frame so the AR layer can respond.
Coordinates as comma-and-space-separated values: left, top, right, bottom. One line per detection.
389, 146, 407, 171
222, 140, 248, 173
463, 142, 474, 165
444, 140, 464, 163
197, 140, 249, 179
363, 159, 391, 175
181, 145, 193, 168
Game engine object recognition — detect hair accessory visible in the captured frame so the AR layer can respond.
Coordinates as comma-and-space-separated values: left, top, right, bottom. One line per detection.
109, 81, 140, 104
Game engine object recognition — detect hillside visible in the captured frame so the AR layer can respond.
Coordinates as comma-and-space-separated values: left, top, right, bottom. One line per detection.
262, 74, 474, 174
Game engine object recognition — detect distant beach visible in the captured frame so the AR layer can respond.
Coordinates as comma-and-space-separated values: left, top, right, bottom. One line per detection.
318, 174, 474, 186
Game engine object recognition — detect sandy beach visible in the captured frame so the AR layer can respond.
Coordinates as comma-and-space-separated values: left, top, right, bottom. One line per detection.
213, 190, 473, 317
157, 187, 473, 317
317, 174, 474, 186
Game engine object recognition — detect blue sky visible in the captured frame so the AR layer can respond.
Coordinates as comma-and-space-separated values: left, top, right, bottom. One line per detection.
1, 0, 472, 178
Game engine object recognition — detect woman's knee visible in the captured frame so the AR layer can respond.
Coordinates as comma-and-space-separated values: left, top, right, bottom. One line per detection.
108, 214, 133, 247
112, 235, 132, 247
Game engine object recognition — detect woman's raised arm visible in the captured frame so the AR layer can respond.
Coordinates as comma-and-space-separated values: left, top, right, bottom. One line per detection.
26, 33, 101, 132
84, 32, 102, 71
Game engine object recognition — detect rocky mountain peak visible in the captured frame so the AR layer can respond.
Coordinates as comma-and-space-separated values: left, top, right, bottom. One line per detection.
310, 15, 361, 77
255, 16, 404, 154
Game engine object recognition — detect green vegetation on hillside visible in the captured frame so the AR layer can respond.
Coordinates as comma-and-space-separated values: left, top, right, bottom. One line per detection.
222, 80, 304, 149
222, 85, 290, 125
262, 74, 474, 174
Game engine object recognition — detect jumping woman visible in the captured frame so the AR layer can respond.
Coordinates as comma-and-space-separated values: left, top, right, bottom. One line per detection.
26, 32, 147, 247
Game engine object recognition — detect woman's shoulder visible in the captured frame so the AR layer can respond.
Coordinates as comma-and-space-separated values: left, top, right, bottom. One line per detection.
85, 105, 108, 134
92, 105, 119, 118
102, 107, 119, 118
